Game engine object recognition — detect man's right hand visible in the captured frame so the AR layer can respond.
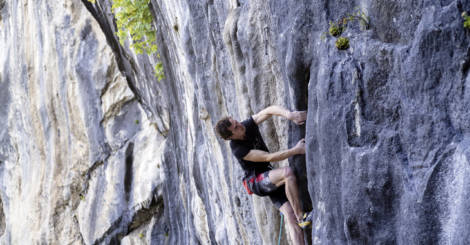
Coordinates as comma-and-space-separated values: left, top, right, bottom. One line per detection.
294, 138, 306, 154
289, 111, 307, 125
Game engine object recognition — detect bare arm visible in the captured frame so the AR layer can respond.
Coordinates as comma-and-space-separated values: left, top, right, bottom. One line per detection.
243, 139, 306, 162
252, 105, 306, 125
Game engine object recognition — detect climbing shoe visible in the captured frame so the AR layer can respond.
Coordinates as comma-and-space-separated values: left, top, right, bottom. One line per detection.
297, 211, 313, 229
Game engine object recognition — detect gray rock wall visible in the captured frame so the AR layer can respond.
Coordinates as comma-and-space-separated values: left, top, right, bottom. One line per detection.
0, 0, 166, 244
1, 0, 470, 244
305, 1, 470, 244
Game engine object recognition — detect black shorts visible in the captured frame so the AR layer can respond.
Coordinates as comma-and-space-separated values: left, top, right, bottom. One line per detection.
247, 171, 288, 209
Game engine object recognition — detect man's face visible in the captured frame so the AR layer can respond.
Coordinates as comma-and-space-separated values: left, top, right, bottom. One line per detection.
228, 118, 246, 140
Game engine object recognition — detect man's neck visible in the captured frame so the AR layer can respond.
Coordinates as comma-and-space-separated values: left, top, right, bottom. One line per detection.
232, 134, 245, 140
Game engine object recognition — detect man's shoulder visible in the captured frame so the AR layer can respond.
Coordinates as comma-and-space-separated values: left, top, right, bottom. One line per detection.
242, 116, 258, 133
242, 116, 255, 125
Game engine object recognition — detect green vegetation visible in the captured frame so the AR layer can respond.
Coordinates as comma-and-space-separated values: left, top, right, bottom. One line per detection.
112, 0, 156, 54
463, 12, 470, 29
154, 62, 165, 81
329, 21, 345, 37
345, 9, 370, 30
335, 37, 350, 50
88, 0, 164, 80
323, 8, 369, 50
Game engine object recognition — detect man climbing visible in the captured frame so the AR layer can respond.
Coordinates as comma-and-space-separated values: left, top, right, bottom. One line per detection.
215, 105, 313, 245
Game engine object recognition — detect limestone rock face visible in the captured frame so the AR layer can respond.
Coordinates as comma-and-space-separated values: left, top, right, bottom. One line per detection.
1, 0, 470, 244
0, 0, 165, 244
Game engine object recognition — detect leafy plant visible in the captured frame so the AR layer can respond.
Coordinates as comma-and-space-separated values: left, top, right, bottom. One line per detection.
329, 21, 345, 37
345, 8, 370, 30
323, 8, 369, 50
154, 62, 165, 80
88, 0, 165, 80
112, 0, 157, 54
335, 37, 350, 50
326, 8, 369, 38
463, 12, 470, 29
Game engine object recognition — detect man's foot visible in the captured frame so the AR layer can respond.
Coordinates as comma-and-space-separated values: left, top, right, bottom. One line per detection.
297, 211, 313, 229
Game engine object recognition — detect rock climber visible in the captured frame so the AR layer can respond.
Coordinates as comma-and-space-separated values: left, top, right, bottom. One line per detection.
215, 105, 313, 245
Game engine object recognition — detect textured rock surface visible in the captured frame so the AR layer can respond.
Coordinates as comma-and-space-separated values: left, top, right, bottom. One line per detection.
1, 0, 470, 244
0, 0, 166, 244
305, 1, 470, 244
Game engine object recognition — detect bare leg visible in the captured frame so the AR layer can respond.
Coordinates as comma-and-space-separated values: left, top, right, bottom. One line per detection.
269, 167, 303, 221
279, 202, 304, 245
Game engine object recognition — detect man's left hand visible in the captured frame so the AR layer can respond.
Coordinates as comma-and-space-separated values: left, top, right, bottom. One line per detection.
288, 111, 307, 125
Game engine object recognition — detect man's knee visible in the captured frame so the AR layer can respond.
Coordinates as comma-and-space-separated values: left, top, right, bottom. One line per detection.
282, 167, 296, 180
280, 202, 296, 220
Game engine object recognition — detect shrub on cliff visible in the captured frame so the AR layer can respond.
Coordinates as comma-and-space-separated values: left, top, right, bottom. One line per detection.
463, 12, 470, 29
329, 21, 345, 37
335, 37, 350, 50
322, 8, 369, 51
88, 0, 164, 80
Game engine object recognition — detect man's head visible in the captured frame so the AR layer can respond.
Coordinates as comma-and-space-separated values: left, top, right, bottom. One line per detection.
215, 117, 246, 140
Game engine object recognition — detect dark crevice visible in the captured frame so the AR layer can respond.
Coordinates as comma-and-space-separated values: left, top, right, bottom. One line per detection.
288, 63, 312, 212
0, 0, 5, 19
91, 191, 164, 244
81, 160, 106, 197
0, 197, 4, 237
344, 216, 360, 240
92, 216, 124, 245
80, 21, 93, 40
80, 0, 146, 108
124, 142, 134, 202
99, 61, 120, 99
462, 47, 470, 77
73, 215, 87, 245
128, 194, 164, 232
80, 140, 134, 204
457, 1, 463, 12
99, 98, 137, 125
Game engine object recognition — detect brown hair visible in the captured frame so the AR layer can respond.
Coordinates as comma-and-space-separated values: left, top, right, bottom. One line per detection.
215, 117, 233, 140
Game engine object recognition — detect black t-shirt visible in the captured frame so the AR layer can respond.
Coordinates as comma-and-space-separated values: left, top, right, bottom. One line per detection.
230, 117, 272, 179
